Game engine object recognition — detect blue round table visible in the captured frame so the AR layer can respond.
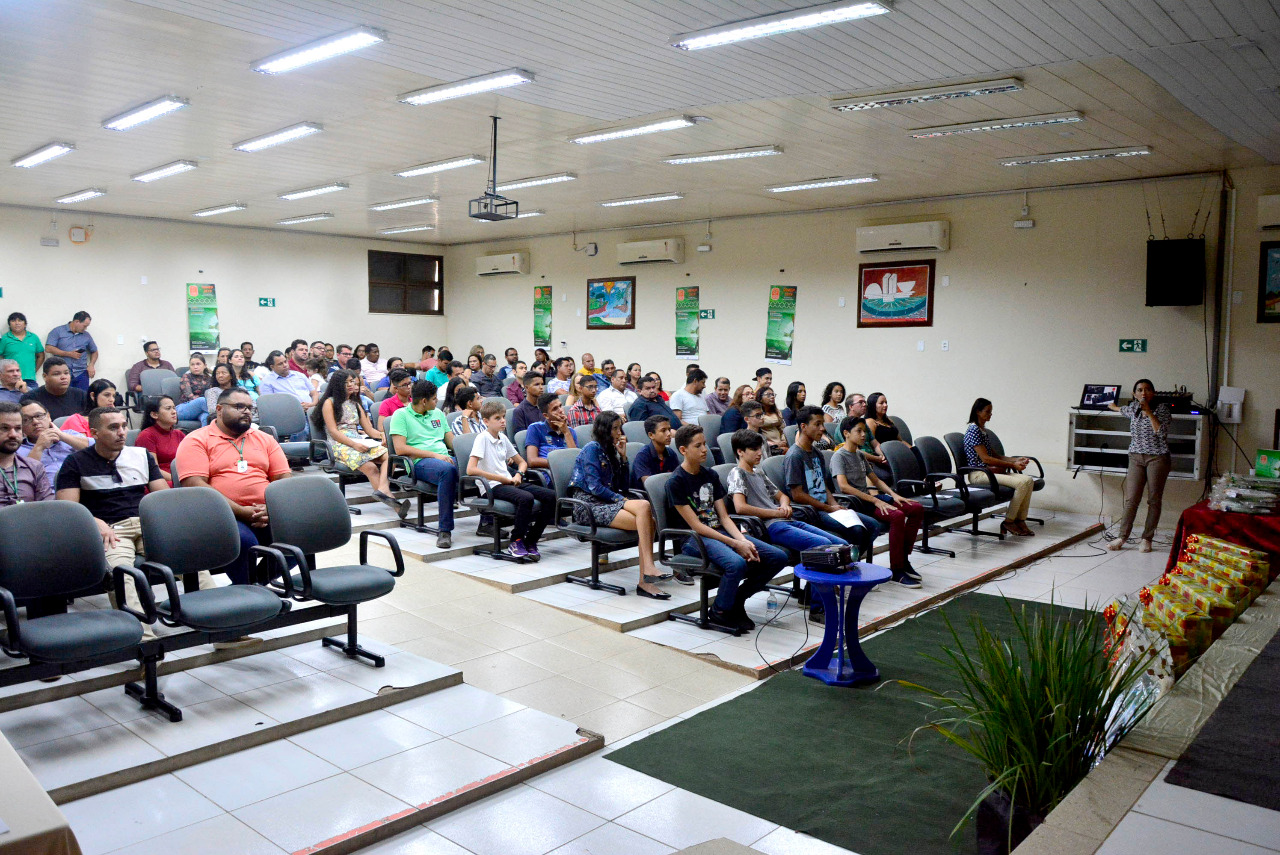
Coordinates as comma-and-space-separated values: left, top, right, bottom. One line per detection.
794, 562, 892, 687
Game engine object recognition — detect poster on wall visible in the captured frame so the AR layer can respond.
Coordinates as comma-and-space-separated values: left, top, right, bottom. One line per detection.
1259, 241, 1280, 323
857, 260, 935, 328
675, 286, 700, 359
586, 277, 636, 330
533, 285, 553, 347
186, 283, 220, 350
765, 285, 797, 364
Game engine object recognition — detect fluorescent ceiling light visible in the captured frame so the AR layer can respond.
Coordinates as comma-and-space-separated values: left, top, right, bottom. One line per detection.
12, 142, 74, 168
102, 95, 188, 131
369, 195, 437, 211
193, 203, 247, 217
55, 188, 105, 204
671, 0, 889, 50
278, 213, 334, 225
252, 26, 386, 74
909, 112, 1082, 139
399, 69, 534, 106
379, 224, 435, 234
479, 209, 545, 222
395, 155, 485, 177
664, 145, 781, 164
494, 172, 576, 192
998, 145, 1150, 166
832, 77, 1022, 111
131, 160, 197, 182
600, 192, 684, 207
570, 117, 695, 145
234, 122, 323, 152
279, 182, 348, 200
767, 174, 878, 192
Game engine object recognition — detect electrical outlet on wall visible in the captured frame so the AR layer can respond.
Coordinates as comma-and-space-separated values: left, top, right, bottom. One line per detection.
941, 340, 949, 351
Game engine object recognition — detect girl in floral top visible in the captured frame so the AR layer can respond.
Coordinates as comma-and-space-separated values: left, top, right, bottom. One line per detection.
1107, 378, 1171, 553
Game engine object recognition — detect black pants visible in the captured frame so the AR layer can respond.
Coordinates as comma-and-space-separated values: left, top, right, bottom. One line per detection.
490, 482, 556, 546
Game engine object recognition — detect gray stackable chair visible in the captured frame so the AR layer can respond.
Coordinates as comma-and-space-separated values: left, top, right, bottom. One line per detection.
890, 415, 913, 445
308, 428, 367, 516
265, 476, 404, 666
644, 471, 739, 636
718, 433, 737, 467
454, 432, 538, 563
549, 448, 634, 596
125, 429, 140, 446
53, 416, 71, 428
160, 377, 201, 433
373, 388, 390, 403
783, 424, 799, 446
389, 437, 459, 535
759, 455, 788, 498
0, 502, 150, 685
256, 393, 312, 465
135, 487, 288, 720
516, 429, 554, 488
880, 440, 965, 557
484, 396, 511, 412
710, 462, 801, 599
572, 424, 595, 447
622, 420, 649, 444
825, 421, 843, 446
128, 367, 179, 419
984, 429, 1045, 525
699, 415, 724, 464
919, 435, 1004, 541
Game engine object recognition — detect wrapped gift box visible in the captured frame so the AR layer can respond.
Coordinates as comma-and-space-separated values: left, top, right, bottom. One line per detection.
1168, 575, 1239, 633
1177, 553, 1268, 598
1171, 562, 1256, 607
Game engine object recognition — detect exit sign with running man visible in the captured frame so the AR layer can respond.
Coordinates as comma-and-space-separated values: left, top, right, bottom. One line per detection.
1119, 338, 1147, 353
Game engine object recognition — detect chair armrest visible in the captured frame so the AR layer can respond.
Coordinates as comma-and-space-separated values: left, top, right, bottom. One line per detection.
1013, 455, 1045, 479
125, 390, 143, 413
268, 542, 313, 598
112, 565, 157, 622
459, 475, 494, 509
139, 561, 184, 623
924, 470, 965, 496
361, 530, 405, 577
390, 455, 416, 482
309, 439, 331, 466
832, 494, 856, 509
657, 527, 710, 573
730, 514, 767, 540
957, 465, 1000, 494
0, 586, 21, 657
555, 496, 597, 537
896, 478, 943, 511
626, 489, 648, 501
249, 545, 293, 594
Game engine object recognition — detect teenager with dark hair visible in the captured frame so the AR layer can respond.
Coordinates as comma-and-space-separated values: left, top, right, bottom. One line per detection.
313, 370, 406, 517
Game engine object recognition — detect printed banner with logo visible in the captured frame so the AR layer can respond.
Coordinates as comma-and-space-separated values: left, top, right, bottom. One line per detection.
675, 285, 700, 359
533, 285, 553, 347
765, 285, 797, 364
186, 283, 220, 351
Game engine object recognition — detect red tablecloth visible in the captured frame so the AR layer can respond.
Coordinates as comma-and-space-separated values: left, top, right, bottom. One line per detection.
1166, 500, 1280, 571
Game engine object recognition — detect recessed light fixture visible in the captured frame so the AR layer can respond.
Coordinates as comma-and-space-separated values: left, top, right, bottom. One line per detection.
399, 69, 534, 106
379, 224, 435, 234
252, 26, 387, 74
671, 0, 889, 50
55, 188, 106, 204
12, 142, 75, 168
131, 160, 197, 182
831, 77, 1022, 111
767, 174, 878, 192
278, 182, 349, 201
193, 203, 248, 217
394, 155, 485, 178
664, 145, 782, 164
278, 213, 334, 225
102, 95, 189, 131
908, 112, 1083, 139
369, 196, 437, 212
600, 192, 684, 207
998, 145, 1150, 166
234, 122, 323, 152
570, 117, 696, 145
494, 172, 576, 192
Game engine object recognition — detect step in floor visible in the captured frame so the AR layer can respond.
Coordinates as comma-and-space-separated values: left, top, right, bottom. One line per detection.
425, 539, 643, 594
369, 520, 565, 564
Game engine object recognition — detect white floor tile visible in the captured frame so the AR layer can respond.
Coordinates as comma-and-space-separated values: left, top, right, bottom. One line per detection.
121, 696, 280, 756
173, 739, 343, 811
233, 773, 411, 853
18, 722, 166, 791
614, 787, 778, 849
1133, 762, 1280, 851
355, 825, 475, 854
61, 775, 224, 855
81, 673, 226, 724
350, 737, 510, 807
287, 709, 440, 770
103, 813, 285, 855
386, 683, 524, 736
450, 707, 586, 766
526, 755, 674, 820
752, 826, 861, 855
1097, 812, 1278, 854
328, 651, 458, 694
546, 821, 676, 855
428, 785, 605, 855
0, 695, 116, 749
190, 651, 319, 696
232, 671, 375, 723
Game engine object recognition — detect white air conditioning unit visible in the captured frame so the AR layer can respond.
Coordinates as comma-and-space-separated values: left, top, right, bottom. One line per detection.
475, 251, 530, 276
1258, 194, 1280, 229
617, 237, 684, 265
855, 220, 950, 253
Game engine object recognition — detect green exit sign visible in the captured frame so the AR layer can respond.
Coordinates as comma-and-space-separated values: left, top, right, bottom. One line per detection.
258, 297, 275, 307
698, 309, 715, 320
1119, 338, 1147, 353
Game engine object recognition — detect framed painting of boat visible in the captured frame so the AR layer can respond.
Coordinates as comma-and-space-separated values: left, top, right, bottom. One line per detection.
587, 276, 637, 330
857, 260, 935, 328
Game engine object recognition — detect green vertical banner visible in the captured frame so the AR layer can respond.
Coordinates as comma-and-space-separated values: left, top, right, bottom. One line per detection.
765, 285, 797, 364
186, 283, 220, 351
675, 286, 700, 359
533, 285, 553, 348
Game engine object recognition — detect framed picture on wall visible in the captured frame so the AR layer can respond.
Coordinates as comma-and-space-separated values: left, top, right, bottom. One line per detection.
586, 276, 636, 330
856, 259, 936, 328
1259, 241, 1280, 324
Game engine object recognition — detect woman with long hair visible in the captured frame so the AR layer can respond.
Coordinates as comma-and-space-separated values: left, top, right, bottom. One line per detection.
720, 384, 756, 433
567, 411, 667, 598
1107, 379, 1172, 552
962, 397, 1035, 537
821, 382, 848, 423
860, 391, 904, 477
651, 372, 670, 402
442, 376, 467, 413
782, 381, 807, 426
229, 349, 259, 397
204, 363, 239, 425
312, 370, 407, 517
757, 387, 786, 450
175, 352, 213, 422
215, 347, 231, 365
532, 348, 551, 374
354, 344, 367, 361
62, 379, 119, 434
626, 362, 643, 392
136, 395, 184, 484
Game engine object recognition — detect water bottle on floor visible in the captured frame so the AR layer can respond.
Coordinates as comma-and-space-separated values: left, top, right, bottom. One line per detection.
766, 592, 779, 622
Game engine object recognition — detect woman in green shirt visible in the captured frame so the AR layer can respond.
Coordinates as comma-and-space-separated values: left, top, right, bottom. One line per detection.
0, 312, 44, 384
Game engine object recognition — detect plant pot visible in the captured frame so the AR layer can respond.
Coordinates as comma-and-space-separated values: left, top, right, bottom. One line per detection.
975, 789, 1043, 855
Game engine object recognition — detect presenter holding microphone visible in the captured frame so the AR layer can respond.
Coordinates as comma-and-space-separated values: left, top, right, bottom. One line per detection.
1108, 379, 1171, 553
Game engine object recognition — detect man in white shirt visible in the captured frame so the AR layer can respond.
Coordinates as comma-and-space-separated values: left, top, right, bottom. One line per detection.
546, 357, 574, 395
597, 369, 636, 416
668, 369, 710, 422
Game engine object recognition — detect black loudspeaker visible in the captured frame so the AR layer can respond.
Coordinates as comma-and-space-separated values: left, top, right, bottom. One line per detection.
1146, 238, 1205, 306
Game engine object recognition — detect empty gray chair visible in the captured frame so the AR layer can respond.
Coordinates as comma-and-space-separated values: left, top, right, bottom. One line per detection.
984, 429, 1045, 525
126, 429, 141, 447
484, 395, 511, 412
889, 415, 913, 445
919, 435, 1004, 541
454, 432, 539, 563
256, 393, 311, 464
265, 476, 404, 666
572, 424, 594, 447
549, 448, 634, 596
699, 415, 724, 464
824, 421, 843, 446
880, 440, 965, 557
622, 420, 649, 444
718, 433, 736, 467
53, 416, 71, 428
783, 424, 799, 446
128, 367, 180, 416
373, 388, 390, 403
514, 429, 528, 454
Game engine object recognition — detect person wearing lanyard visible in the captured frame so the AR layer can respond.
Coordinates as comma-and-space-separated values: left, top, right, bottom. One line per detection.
1108, 378, 1173, 553
0, 401, 51, 506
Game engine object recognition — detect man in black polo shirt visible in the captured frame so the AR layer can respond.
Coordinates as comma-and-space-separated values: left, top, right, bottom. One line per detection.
20, 357, 88, 422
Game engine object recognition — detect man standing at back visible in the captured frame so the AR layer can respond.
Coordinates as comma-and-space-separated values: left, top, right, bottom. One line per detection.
669, 369, 710, 423
127, 341, 175, 393
45, 311, 98, 391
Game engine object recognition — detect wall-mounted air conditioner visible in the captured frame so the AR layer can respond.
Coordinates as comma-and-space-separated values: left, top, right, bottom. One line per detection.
617, 238, 684, 265
476, 251, 530, 276
1258, 194, 1280, 229
855, 221, 950, 253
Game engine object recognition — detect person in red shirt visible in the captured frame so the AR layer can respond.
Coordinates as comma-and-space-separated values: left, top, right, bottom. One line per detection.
135, 395, 185, 484
378, 368, 413, 421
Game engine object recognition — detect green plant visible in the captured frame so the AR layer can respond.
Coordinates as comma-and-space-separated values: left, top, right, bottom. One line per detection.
899, 596, 1155, 842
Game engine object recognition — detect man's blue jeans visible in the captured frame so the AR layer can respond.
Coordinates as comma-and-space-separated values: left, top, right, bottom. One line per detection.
412, 457, 457, 532
71, 371, 91, 391
175, 398, 206, 422
814, 510, 883, 562
765, 519, 847, 554
682, 533, 788, 612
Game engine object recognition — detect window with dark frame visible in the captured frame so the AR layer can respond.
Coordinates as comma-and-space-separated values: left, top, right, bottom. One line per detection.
368, 250, 444, 315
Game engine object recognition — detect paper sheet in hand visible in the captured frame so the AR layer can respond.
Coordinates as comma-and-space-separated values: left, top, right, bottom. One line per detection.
826, 508, 864, 528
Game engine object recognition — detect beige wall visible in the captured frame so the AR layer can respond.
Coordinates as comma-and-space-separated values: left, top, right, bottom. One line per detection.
0, 206, 446, 384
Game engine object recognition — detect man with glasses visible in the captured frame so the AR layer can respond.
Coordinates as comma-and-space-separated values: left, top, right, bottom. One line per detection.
126, 341, 175, 393
379, 368, 414, 421
565, 374, 601, 427
473, 354, 504, 398
18, 399, 90, 490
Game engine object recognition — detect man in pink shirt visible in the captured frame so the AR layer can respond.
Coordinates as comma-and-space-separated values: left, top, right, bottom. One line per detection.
379, 369, 413, 420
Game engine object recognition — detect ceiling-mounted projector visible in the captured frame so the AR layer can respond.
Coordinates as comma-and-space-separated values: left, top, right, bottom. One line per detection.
470, 116, 518, 221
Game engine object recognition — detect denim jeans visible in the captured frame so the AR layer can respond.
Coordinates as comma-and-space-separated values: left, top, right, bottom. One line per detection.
682, 532, 788, 612
413, 457, 457, 531
71, 371, 91, 391
175, 398, 206, 422
765, 519, 847, 554
814, 510, 883, 563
